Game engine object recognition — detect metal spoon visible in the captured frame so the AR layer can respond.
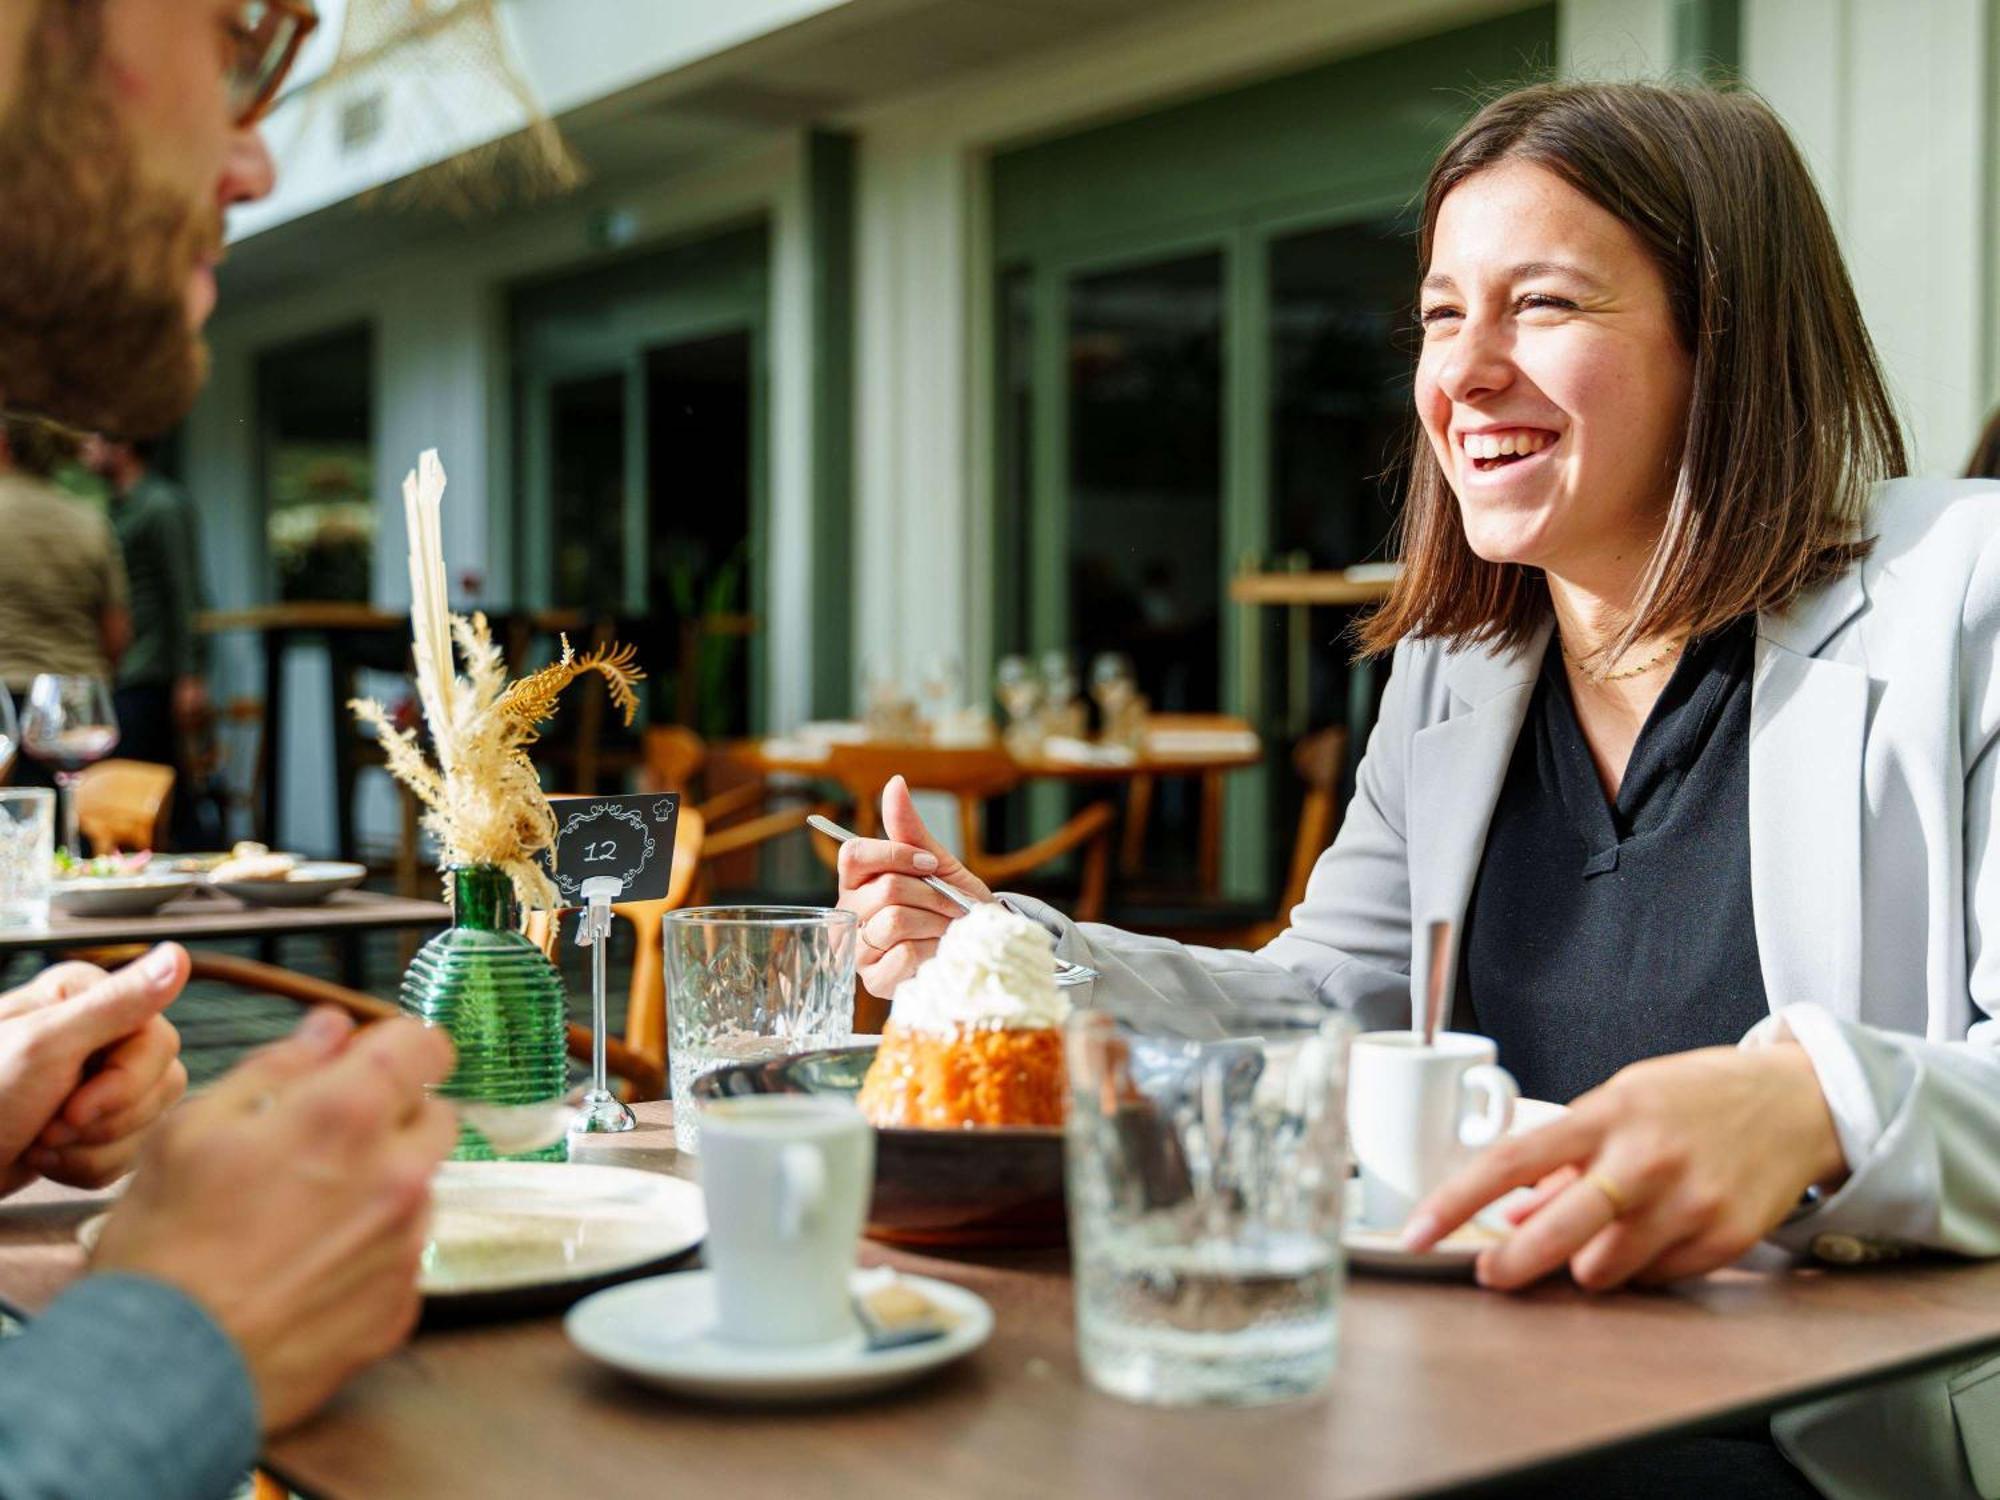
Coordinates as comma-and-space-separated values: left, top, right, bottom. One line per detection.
1421, 918, 1454, 1048
806, 813, 1099, 987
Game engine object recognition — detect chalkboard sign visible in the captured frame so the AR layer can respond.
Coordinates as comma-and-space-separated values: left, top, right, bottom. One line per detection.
541, 792, 679, 909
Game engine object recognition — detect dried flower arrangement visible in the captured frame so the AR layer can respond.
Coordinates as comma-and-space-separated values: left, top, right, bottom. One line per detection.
350, 451, 642, 910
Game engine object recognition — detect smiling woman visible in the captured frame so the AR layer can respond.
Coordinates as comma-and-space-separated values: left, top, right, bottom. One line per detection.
838, 77, 2000, 1500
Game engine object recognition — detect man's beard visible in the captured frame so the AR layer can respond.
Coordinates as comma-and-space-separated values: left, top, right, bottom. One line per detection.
0, 7, 220, 438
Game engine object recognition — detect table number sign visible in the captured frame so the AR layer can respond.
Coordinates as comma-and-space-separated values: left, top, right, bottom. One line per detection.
542, 792, 679, 910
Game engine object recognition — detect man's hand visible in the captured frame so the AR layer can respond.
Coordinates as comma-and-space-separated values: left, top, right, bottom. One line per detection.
92, 1010, 457, 1434
835, 776, 993, 998
171, 674, 210, 733
0, 946, 189, 1193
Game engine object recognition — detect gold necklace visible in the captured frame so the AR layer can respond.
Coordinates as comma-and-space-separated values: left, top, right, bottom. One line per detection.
1561, 637, 1685, 684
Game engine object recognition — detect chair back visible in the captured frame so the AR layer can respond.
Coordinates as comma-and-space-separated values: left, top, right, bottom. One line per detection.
642, 725, 707, 795
76, 759, 176, 854
1278, 726, 1349, 920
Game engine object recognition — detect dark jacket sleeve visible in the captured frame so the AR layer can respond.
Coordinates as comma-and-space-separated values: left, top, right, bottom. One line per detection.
0, 1273, 259, 1500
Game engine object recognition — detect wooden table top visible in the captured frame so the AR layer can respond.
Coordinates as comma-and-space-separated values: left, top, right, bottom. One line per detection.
106, 1103, 1995, 1499
0, 889, 449, 952
1230, 570, 1398, 607
731, 716, 1264, 783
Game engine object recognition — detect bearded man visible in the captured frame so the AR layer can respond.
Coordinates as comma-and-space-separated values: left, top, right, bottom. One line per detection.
0, 7, 461, 1497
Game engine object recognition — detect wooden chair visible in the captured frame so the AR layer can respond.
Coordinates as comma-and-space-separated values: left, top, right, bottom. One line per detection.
822, 743, 1117, 922
75, 759, 176, 855
640, 726, 838, 896
1124, 725, 1348, 950
522, 806, 707, 1098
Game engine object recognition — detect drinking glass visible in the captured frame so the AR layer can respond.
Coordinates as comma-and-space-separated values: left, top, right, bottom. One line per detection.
662, 907, 858, 1153
917, 653, 962, 727
1065, 1004, 1353, 1406
20, 676, 119, 857
995, 654, 1044, 754
0, 788, 55, 929
1040, 649, 1084, 739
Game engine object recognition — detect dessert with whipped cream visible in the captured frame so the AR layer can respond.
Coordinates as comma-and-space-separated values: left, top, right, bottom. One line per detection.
856, 902, 1069, 1129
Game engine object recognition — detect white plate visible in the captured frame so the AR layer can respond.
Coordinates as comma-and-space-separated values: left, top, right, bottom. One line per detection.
422, 1162, 706, 1297
212, 860, 368, 907
81, 1162, 709, 1299
567, 1269, 993, 1402
50, 873, 199, 918
1343, 1097, 1569, 1277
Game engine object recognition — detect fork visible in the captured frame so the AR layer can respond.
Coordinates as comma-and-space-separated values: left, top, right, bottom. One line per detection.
805, 814, 1099, 987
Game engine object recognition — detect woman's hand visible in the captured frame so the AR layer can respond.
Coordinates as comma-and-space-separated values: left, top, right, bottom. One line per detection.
835, 776, 993, 998
1403, 1044, 1848, 1291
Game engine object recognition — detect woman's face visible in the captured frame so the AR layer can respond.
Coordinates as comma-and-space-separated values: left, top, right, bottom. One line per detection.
1415, 159, 1694, 595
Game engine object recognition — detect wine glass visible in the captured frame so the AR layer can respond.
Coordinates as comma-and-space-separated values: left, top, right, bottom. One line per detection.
21, 675, 119, 857
0, 685, 16, 781
917, 653, 962, 727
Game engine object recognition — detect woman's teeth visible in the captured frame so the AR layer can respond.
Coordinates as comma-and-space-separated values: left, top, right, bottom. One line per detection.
1463, 430, 1555, 467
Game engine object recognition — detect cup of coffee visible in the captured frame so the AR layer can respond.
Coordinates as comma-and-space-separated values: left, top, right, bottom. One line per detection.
698, 1096, 875, 1346
1347, 1031, 1517, 1230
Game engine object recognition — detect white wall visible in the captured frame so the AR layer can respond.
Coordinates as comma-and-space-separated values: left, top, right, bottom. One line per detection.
1746, 0, 1993, 474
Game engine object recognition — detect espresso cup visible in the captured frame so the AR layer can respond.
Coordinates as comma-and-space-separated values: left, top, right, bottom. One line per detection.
1347, 1031, 1517, 1230
697, 1096, 875, 1346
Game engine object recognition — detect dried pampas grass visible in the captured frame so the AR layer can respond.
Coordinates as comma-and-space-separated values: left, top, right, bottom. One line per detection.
350, 451, 643, 911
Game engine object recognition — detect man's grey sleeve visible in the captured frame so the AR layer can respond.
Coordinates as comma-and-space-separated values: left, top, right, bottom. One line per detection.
0, 1273, 259, 1500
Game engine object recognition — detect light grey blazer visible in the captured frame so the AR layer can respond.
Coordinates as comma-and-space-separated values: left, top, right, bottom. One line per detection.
1011, 478, 2000, 1499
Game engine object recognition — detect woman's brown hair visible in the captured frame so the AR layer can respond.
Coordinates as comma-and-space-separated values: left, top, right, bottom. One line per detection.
1360, 81, 1907, 659
1967, 407, 2000, 480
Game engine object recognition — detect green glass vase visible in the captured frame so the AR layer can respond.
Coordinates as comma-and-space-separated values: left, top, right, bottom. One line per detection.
401, 864, 569, 1162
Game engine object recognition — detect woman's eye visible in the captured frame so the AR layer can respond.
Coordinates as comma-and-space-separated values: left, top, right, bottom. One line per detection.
1517, 293, 1577, 313
1417, 305, 1460, 327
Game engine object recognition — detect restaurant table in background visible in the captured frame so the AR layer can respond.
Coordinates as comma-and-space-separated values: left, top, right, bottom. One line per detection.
6, 1100, 1994, 1500
725, 714, 1263, 896
0, 889, 449, 954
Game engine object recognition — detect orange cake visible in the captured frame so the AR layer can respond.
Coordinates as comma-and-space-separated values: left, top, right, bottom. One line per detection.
857, 903, 1069, 1129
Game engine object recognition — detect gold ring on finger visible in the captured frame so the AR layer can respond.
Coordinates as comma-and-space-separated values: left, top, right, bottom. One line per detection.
1584, 1170, 1630, 1218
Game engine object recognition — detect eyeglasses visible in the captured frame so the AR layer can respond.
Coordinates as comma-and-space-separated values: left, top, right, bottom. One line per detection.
226, 0, 319, 127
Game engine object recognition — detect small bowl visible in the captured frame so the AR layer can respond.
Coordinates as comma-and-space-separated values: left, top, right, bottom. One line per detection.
693, 1044, 1067, 1249
212, 861, 368, 907
49, 874, 199, 918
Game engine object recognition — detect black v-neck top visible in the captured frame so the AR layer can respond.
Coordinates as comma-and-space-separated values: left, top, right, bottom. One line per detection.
1458, 616, 1770, 1104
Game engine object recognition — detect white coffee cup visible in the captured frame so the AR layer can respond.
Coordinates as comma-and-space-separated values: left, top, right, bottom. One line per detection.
698, 1096, 875, 1347
1347, 1031, 1518, 1230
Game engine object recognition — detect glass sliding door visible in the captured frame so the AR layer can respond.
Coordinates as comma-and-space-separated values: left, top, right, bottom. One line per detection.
1065, 251, 1225, 716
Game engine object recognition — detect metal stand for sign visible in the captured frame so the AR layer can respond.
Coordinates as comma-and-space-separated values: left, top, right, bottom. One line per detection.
570, 875, 637, 1135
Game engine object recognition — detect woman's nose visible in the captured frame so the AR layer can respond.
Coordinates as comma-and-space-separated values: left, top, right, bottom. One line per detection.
1433, 314, 1516, 405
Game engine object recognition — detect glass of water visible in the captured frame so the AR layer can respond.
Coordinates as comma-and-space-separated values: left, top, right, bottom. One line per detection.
0, 788, 56, 929
1064, 1004, 1353, 1406
662, 907, 857, 1153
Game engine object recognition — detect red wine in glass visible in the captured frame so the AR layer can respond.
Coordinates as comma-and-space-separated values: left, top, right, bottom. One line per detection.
21, 675, 119, 857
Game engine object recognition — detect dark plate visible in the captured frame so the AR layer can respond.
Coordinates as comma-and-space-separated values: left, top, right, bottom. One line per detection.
693, 1044, 1067, 1249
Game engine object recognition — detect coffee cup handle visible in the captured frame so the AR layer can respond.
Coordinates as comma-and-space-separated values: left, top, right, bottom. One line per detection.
1457, 1064, 1519, 1149
774, 1142, 827, 1241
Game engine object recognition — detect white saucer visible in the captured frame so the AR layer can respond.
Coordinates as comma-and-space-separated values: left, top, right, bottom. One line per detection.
1343, 1184, 1515, 1277
1343, 1098, 1566, 1277
566, 1269, 993, 1401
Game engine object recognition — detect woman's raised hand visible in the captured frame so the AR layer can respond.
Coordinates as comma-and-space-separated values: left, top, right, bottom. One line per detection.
836, 775, 994, 999
1403, 1043, 1849, 1291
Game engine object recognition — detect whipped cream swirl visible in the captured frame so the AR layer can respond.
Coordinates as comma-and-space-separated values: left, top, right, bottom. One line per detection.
889, 902, 1068, 1034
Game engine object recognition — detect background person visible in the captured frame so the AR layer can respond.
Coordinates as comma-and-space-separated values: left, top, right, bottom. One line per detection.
87, 434, 218, 846
0, 414, 130, 792
0, 4, 462, 1498
841, 81, 2000, 1500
